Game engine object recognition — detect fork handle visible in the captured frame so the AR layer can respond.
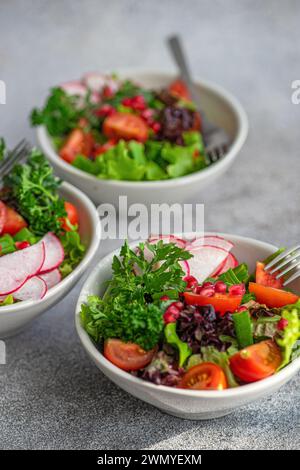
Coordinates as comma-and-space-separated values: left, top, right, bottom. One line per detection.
167, 35, 212, 135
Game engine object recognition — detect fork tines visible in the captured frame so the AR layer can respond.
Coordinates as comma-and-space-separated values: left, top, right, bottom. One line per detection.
206, 144, 228, 164
264, 245, 300, 286
0, 139, 31, 178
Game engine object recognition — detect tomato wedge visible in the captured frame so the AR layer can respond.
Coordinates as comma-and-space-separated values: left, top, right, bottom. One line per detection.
179, 362, 227, 390
168, 79, 191, 101
60, 201, 79, 231
249, 282, 298, 308
103, 112, 148, 142
104, 339, 156, 371
1, 205, 27, 236
0, 201, 7, 235
93, 139, 117, 157
229, 340, 282, 383
184, 291, 242, 315
59, 128, 94, 164
256, 261, 283, 289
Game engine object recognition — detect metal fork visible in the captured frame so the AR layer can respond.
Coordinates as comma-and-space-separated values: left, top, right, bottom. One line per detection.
264, 246, 300, 286
0, 139, 31, 181
167, 35, 231, 164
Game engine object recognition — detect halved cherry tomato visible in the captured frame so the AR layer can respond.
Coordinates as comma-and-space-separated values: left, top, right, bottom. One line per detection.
249, 282, 298, 308
168, 79, 191, 101
183, 291, 242, 315
103, 112, 148, 142
255, 261, 283, 289
59, 128, 94, 164
104, 339, 156, 371
1, 205, 27, 236
0, 201, 7, 235
93, 139, 117, 157
179, 362, 227, 390
229, 340, 282, 383
60, 201, 79, 231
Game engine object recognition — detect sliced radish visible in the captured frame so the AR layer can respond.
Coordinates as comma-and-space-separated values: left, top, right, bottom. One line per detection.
39, 233, 64, 273
82, 72, 119, 94
60, 81, 99, 104
13, 276, 47, 301
0, 242, 45, 296
213, 252, 239, 276
187, 235, 234, 253
187, 245, 229, 284
39, 268, 62, 289
148, 234, 187, 249
180, 260, 190, 277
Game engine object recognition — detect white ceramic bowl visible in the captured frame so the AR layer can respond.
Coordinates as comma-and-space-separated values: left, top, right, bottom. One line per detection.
37, 71, 248, 207
75, 233, 300, 420
0, 182, 101, 338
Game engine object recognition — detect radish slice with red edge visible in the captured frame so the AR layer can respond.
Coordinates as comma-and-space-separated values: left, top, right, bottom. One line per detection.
13, 276, 47, 301
39, 233, 64, 273
82, 73, 119, 94
186, 235, 234, 253
213, 252, 239, 276
0, 242, 45, 296
148, 235, 187, 249
60, 81, 99, 104
187, 245, 229, 284
180, 260, 190, 277
39, 268, 62, 289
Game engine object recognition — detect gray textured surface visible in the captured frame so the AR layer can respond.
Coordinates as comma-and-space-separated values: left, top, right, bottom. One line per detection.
0, 0, 300, 450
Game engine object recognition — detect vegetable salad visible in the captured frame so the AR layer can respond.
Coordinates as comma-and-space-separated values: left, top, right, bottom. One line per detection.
0, 141, 85, 306
31, 73, 209, 181
80, 235, 300, 390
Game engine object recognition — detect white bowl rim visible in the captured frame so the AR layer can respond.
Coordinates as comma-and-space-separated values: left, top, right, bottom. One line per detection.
37, 69, 249, 188
0, 180, 101, 314
75, 232, 300, 399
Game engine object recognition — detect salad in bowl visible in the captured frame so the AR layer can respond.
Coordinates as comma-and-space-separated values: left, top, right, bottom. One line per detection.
0, 142, 86, 306
79, 234, 300, 391
31, 73, 208, 181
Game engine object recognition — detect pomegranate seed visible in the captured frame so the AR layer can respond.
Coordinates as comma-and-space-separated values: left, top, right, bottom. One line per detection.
277, 318, 289, 330
167, 305, 180, 316
141, 109, 153, 120
163, 311, 177, 324
202, 282, 214, 288
121, 97, 132, 106
96, 104, 115, 117
160, 295, 170, 301
229, 284, 246, 296
214, 281, 227, 294
172, 301, 184, 310
151, 122, 161, 133
15, 241, 30, 250
133, 95, 145, 104
195, 285, 203, 294
102, 85, 113, 99
183, 275, 198, 288
200, 287, 215, 297
237, 306, 248, 312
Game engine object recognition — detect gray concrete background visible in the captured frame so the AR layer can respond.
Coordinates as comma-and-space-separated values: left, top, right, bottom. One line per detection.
0, 0, 300, 450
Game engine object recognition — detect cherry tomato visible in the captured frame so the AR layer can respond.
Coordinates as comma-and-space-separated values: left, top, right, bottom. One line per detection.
0, 201, 7, 235
249, 282, 298, 308
104, 339, 156, 371
60, 201, 79, 231
1, 205, 27, 236
229, 340, 282, 383
59, 128, 94, 164
168, 79, 191, 101
103, 112, 148, 142
255, 261, 283, 289
183, 291, 242, 315
179, 362, 228, 390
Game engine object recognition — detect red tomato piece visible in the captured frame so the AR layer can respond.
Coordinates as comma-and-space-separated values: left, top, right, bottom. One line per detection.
104, 339, 156, 371
1, 205, 27, 236
229, 340, 282, 383
248, 282, 298, 308
103, 112, 148, 142
0, 201, 7, 235
168, 79, 191, 101
256, 261, 283, 289
183, 291, 242, 315
60, 201, 79, 231
59, 128, 94, 164
179, 362, 228, 390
